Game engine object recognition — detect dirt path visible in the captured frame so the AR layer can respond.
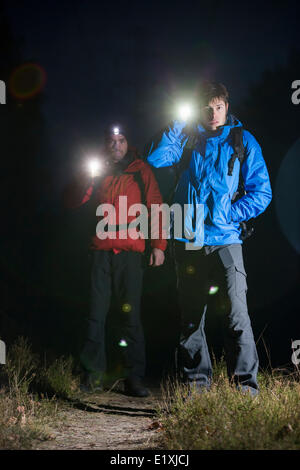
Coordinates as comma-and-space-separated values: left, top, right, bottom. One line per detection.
33, 385, 164, 450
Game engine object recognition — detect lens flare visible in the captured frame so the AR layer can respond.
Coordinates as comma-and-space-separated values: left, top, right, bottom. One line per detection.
275, 137, 300, 254
122, 303, 132, 313
9, 63, 46, 100
186, 265, 195, 275
209, 285, 219, 295
118, 339, 128, 348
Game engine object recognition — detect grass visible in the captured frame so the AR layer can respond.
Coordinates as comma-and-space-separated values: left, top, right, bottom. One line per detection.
0, 336, 80, 449
0, 386, 58, 449
1, 337, 300, 450
38, 355, 80, 399
158, 358, 300, 450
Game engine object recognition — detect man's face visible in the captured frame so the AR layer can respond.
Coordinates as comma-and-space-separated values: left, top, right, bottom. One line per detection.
200, 98, 228, 131
106, 134, 128, 162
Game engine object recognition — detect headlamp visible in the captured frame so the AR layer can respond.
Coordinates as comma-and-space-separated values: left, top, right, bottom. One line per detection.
104, 123, 128, 141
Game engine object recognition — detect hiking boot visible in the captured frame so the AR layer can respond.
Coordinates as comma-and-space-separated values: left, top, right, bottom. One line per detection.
124, 377, 149, 397
80, 372, 103, 393
237, 384, 259, 397
182, 381, 210, 402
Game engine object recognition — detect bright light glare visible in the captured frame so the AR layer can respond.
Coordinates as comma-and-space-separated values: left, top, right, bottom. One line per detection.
113, 127, 120, 135
177, 103, 193, 121
87, 158, 102, 177
209, 285, 219, 295
122, 303, 132, 313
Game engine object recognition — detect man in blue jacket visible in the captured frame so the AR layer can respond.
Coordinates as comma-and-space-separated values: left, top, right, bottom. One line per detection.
146, 81, 272, 396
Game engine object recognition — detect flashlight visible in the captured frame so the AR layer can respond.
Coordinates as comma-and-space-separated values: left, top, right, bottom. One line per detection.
87, 157, 102, 177
177, 103, 194, 121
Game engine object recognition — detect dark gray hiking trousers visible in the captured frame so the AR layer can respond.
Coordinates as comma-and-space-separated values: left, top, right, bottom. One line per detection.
174, 242, 259, 392
80, 250, 146, 379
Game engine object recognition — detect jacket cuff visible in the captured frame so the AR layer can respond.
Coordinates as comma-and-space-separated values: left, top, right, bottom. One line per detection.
150, 239, 167, 251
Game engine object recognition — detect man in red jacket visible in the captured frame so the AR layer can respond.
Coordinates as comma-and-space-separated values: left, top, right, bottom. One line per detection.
64, 123, 166, 396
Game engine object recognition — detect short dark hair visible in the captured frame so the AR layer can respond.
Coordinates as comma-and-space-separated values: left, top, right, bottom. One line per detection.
197, 81, 229, 107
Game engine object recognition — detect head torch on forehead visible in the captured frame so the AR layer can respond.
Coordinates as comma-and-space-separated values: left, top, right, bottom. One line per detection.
105, 123, 128, 140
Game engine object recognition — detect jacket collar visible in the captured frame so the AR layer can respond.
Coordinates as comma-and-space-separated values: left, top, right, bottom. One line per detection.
196, 114, 242, 141
105, 150, 136, 176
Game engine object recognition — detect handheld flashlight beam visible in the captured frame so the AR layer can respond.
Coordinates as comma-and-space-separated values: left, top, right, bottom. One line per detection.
176, 103, 195, 121
87, 157, 102, 178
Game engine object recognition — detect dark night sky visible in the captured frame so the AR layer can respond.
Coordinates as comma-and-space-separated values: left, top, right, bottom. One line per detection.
4, 0, 299, 155
1, 0, 299, 367
2, 0, 299, 290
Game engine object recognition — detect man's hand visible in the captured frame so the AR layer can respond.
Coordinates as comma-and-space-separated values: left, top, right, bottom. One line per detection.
149, 248, 165, 267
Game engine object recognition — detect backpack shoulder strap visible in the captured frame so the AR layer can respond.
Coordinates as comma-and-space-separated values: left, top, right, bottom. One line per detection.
166, 138, 194, 206
228, 127, 245, 176
229, 128, 254, 239
230, 127, 246, 200
173, 127, 199, 186
129, 169, 147, 206
126, 168, 152, 256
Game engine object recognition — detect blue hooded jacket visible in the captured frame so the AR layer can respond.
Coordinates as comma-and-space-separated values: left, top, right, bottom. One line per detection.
146, 115, 272, 247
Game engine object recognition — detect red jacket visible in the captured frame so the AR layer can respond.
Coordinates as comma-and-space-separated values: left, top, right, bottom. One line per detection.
64, 154, 167, 253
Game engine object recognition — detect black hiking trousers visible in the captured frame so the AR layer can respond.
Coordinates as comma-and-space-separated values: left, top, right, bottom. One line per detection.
80, 250, 146, 379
